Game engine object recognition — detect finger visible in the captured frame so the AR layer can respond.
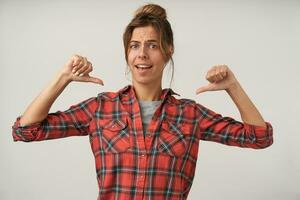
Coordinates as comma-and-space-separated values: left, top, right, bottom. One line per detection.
207, 70, 217, 83
214, 67, 224, 82
77, 58, 85, 69
72, 55, 82, 67
72, 54, 81, 60
72, 63, 83, 75
206, 68, 215, 83
210, 65, 228, 82
196, 84, 214, 94
88, 76, 104, 85
76, 76, 104, 85
65, 55, 80, 72
220, 66, 228, 77
73, 59, 87, 75
72, 56, 83, 73
75, 59, 90, 76
82, 57, 88, 67
79, 62, 93, 76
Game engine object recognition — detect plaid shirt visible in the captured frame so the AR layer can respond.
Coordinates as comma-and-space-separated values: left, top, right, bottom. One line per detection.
12, 85, 273, 200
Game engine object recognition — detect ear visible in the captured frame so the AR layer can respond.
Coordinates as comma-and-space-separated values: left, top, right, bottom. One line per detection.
169, 45, 174, 55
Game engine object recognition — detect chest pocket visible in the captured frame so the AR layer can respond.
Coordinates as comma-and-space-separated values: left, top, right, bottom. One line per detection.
99, 118, 130, 153
158, 120, 192, 157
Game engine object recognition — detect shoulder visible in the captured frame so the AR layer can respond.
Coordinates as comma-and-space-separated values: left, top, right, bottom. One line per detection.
167, 95, 200, 114
97, 91, 119, 101
167, 94, 212, 115
168, 95, 197, 106
163, 95, 202, 123
96, 85, 132, 102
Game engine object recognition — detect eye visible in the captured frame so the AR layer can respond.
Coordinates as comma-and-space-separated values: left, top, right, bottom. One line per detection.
149, 43, 158, 49
129, 44, 139, 49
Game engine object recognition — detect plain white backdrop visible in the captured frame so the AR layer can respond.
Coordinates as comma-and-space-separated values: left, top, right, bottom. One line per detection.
1, 0, 299, 199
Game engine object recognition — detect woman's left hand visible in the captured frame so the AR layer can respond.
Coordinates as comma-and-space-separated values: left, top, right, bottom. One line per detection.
196, 65, 238, 94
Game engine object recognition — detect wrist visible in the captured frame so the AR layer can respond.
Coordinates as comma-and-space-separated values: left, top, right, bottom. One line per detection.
226, 81, 241, 95
54, 71, 72, 87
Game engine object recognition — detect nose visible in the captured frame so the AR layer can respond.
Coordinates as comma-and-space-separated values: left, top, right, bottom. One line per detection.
138, 45, 148, 59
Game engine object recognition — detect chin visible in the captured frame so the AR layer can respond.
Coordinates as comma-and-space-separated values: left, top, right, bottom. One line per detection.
134, 79, 152, 85
133, 78, 154, 85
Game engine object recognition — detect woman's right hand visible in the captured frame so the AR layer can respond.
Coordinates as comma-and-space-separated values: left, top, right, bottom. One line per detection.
19, 54, 103, 126
61, 54, 104, 85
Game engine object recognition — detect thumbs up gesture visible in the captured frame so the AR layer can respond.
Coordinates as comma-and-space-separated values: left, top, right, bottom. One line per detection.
62, 54, 104, 85
196, 65, 238, 94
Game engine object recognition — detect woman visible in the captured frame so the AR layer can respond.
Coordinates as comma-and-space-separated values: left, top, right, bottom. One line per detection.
12, 4, 273, 200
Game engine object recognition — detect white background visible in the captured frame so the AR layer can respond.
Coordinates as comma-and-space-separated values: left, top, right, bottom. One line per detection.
1, 0, 299, 199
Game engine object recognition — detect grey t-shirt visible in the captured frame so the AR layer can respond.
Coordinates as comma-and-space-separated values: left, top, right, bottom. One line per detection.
138, 100, 161, 136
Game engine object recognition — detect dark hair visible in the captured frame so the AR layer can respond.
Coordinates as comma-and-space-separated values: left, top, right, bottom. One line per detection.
123, 4, 174, 85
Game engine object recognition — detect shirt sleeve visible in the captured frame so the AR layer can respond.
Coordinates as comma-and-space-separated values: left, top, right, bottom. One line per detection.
196, 103, 273, 149
12, 96, 99, 142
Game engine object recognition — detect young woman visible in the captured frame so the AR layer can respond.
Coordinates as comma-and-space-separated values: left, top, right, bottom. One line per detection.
12, 4, 273, 200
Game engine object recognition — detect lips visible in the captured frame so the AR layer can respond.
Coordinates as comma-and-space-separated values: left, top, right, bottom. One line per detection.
135, 64, 153, 69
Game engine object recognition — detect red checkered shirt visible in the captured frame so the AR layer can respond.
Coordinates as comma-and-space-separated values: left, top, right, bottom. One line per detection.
12, 85, 273, 200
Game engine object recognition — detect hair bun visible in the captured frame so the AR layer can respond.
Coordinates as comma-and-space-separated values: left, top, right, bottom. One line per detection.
134, 4, 167, 20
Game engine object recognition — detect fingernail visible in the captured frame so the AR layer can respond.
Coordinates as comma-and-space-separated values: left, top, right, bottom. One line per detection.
75, 72, 79, 76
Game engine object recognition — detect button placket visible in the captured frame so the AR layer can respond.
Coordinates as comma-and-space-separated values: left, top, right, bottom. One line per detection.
137, 153, 147, 186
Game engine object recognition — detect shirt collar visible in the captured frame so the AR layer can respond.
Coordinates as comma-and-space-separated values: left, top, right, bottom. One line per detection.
118, 85, 180, 101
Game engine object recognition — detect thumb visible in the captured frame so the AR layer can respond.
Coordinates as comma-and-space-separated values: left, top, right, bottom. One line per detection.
195, 84, 213, 95
77, 75, 104, 85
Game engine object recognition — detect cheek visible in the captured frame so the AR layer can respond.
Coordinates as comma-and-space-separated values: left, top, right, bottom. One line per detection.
153, 53, 166, 66
127, 51, 136, 64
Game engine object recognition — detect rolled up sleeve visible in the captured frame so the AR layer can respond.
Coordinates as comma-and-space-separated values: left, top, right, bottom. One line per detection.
196, 103, 273, 149
12, 117, 42, 142
12, 96, 98, 142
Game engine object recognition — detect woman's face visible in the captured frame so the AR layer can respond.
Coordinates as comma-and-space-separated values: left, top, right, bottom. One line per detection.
127, 25, 166, 86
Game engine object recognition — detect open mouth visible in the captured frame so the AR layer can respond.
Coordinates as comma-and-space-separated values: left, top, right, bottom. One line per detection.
135, 64, 153, 70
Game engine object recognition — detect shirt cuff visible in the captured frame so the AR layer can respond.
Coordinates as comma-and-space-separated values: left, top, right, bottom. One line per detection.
243, 122, 273, 148
12, 117, 42, 142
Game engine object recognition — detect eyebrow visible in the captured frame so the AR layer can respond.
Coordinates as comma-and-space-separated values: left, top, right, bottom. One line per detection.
130, 40, 158, 43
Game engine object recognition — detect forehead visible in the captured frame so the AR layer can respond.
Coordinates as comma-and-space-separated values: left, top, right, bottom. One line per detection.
131, 26, 159, 42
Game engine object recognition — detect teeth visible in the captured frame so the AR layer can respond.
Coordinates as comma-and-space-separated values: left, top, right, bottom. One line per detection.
136, 64, 152, 69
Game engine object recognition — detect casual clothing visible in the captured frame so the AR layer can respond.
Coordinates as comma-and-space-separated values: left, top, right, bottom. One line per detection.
12, 85, 273, 200
138, 100, 161, 137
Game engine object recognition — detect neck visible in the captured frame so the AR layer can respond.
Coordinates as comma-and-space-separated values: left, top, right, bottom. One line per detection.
132, 81, 162, 101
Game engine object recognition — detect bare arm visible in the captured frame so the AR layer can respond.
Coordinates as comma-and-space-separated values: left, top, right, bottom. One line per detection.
225, 81, 266, 127
196, 65, 266, 127
20, 55, 103, 126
